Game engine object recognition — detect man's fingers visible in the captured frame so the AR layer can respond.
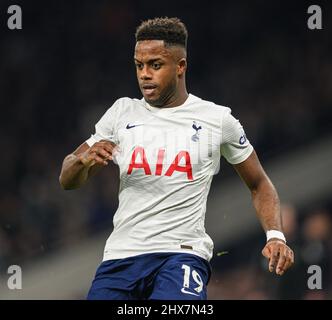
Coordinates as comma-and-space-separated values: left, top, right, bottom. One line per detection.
99, 140, 118, 154
262, 246, 271, 259
269, 246, 279, 272
96, 141, 120, 158
281, 249, 295, 274
80, 141, 119, 167
276, 247, 287, 275
263, 242, 295, 275
262, 241, 295, 275
290, 249, 295, 265
92, 154, 108, 166
91, 145, 116, 160
96, 149, 113, 160
280, 256, 291, 275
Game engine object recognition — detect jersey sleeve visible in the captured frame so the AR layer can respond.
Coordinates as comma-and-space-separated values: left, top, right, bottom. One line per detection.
86, 99, 120, 147
220, 108, 254, 164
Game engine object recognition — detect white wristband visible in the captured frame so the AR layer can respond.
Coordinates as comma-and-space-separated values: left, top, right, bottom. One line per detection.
266, 230, 286, 243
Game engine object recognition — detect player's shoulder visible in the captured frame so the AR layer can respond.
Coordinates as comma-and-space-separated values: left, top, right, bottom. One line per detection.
190, 94, 231, 115
111, 96, 143, 109
104, 97, 144, 117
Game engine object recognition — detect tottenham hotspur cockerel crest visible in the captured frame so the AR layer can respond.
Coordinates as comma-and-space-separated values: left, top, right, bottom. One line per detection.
191, 121, 202, 142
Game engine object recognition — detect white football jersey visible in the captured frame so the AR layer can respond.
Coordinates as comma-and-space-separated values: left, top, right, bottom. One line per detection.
86, 94, 253, 262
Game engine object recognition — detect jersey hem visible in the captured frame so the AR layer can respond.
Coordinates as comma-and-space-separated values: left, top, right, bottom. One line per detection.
102, 248, 210, 263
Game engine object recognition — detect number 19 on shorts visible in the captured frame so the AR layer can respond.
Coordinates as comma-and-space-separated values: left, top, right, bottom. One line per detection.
181, 264, 204, 296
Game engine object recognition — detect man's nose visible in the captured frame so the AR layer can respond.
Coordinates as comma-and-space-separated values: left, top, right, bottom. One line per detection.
140, 66, 152, 80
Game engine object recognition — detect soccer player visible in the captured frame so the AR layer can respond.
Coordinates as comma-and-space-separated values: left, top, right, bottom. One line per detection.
59, 17, 294, 300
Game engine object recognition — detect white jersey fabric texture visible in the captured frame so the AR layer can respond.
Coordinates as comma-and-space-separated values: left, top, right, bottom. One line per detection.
86, 94, 253, 262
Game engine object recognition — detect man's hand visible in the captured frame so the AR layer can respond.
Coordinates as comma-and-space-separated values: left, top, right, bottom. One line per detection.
262, 239, 294, 275
79, 140, 118, 168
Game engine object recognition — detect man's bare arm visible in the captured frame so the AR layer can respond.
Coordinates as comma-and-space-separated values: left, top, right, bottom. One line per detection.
233, 150, 281, 232
233, 150, 294, 275
59, 140, 117, 190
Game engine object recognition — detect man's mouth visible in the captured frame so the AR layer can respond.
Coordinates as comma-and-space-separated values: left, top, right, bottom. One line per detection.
142, 84, 157, 96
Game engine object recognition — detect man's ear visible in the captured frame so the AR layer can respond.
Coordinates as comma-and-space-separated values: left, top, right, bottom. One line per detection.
177, 58, 187, 76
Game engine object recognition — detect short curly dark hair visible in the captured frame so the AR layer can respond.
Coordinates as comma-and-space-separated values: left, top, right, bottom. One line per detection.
135, 17, 188, 49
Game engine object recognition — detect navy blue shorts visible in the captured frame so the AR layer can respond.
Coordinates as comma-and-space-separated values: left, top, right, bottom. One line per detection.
87, 252, 211, 300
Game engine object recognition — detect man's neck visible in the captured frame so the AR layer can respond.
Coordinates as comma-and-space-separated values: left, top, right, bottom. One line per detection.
161, 90, 189, 108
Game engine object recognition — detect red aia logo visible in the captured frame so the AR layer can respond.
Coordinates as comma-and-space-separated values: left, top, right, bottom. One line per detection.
127, 147, 193, 180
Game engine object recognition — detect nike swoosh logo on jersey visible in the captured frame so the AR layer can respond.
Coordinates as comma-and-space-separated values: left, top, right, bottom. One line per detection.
181, 288, 200, 296
126, 123, 143, 129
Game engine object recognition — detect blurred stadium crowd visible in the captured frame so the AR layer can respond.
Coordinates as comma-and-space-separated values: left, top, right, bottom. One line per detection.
208, 203, 332, 299
0, 1, 331, 299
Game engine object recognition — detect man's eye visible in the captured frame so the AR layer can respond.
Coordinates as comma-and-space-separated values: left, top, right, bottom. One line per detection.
136, 64, 143, 69
152, 63, 161, 69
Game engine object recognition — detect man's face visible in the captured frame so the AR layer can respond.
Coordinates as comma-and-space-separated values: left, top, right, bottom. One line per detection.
134, 40, 185, 107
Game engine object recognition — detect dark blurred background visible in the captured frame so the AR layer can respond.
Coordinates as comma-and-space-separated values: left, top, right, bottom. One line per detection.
0, 0, 331, 299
